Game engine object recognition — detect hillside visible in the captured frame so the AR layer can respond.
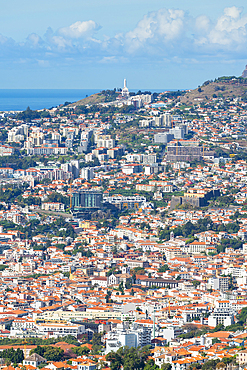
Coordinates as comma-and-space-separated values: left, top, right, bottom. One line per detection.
69, 93, 106, 107
68, 90, 119, 107
178, 76, 247, 104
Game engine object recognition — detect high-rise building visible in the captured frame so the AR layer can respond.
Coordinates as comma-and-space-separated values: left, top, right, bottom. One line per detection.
72, 190, 102, 212
167, 143, 202, 161
154, 133, 174, 144
61, 160, 80, 178
163, 113, 172, 127
169, 126, 185, 139
80, 167, 94, 181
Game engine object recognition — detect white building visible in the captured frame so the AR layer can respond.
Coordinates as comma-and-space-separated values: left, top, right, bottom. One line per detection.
122, 79, 130, 98
105, 322, 151, 354
207, 276, 229, 291
36, 322, 85, 338
81, 167, 94, 181
207, 301, 235, 328
41, 202, 65, 212
161, 325, 183, 343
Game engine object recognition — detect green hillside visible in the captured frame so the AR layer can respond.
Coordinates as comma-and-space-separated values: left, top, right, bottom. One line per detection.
68, 90, 119, 107
179, 76, 247, 104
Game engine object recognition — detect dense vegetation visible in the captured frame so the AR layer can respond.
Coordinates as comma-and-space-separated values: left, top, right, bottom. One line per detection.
0, 155, 36, 170
45, 192, 70, 207
30, 345, 64, 361
159, 217, 241, 249
0, 217, 76, 240
16, 106, 50, 122
0, 335, 79, 347
1, 348, 24, 365
106, 346, 153, 370
0, 186, 25, 203
26, 218, 75, 240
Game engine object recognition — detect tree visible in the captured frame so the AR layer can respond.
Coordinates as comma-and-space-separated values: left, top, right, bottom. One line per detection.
43, 347, 64, 361
61, 335, 79, 345
106, 346, 151, 370
158, 265, 169, 273
212, 338, 221, 344
91, 332, 103, 354
1, 348, 24, 364
72, 346, 90, 356
92, 333, 102, 347
222, 357, 236, 365
106, 290, 111, 303
161, 364, 172, 370
144, 359, 159, 370
46, 192, 70, 207
106, 351, 122, 370
119, 281, 124, 295
30, 346, 64, 361
125, 280, 132, 290
216, 362, 225, 370
202, 359, 220, 370
213, 323, 224, 332
237, 307, 247, 325
192, 280, 200, 288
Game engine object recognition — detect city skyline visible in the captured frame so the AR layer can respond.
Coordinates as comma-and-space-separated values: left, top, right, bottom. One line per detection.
1, 0, 247, 89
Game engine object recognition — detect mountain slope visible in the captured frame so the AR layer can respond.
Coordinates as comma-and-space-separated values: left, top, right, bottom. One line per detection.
68, 90, 119, 107
179, 77, 247, 104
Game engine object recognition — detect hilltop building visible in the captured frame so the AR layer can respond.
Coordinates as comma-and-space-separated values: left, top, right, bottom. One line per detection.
170, 188, 220, 209
122, 79, 130, 98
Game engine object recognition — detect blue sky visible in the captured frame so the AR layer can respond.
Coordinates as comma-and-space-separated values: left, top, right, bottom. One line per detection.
1, 0, 247, 89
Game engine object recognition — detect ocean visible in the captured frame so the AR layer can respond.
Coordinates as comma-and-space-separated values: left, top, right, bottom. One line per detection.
0, 88, 168, 112
0, 89, 101, 112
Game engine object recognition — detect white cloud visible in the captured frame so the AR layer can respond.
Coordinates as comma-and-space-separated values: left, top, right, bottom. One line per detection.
100, 56, 118, 64
115, 6, 247, 58
59, 20, 100, 39
124, 9, 185, 53
192, 6, 247, 49
0, 34, 10, 44
37, 59, 50, 67
51, 36, 72, 49
208, 6, 247, 45
26, 33, 44, 48
99, 56, 129, 64
195, 15, 211, 33
0, 7, 247, 67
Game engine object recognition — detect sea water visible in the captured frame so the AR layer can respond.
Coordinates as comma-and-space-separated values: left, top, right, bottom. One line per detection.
0, 89, 100, 111
0, 88, 168, 112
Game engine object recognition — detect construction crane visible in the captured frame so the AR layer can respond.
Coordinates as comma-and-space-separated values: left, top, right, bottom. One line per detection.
153, 308, 155, 340
22, 339, 29, 359
69, 179, 73, 209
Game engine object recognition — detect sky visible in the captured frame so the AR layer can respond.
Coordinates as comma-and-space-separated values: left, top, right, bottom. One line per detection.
1, 0, 247, 89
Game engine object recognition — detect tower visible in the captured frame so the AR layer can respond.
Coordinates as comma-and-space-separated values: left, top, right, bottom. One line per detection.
122, 79, 130, 98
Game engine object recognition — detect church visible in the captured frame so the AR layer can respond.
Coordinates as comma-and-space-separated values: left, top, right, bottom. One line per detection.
122, 78, 130, 98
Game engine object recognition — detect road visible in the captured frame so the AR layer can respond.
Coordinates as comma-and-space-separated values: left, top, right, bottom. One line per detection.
37, 208, 74, 219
